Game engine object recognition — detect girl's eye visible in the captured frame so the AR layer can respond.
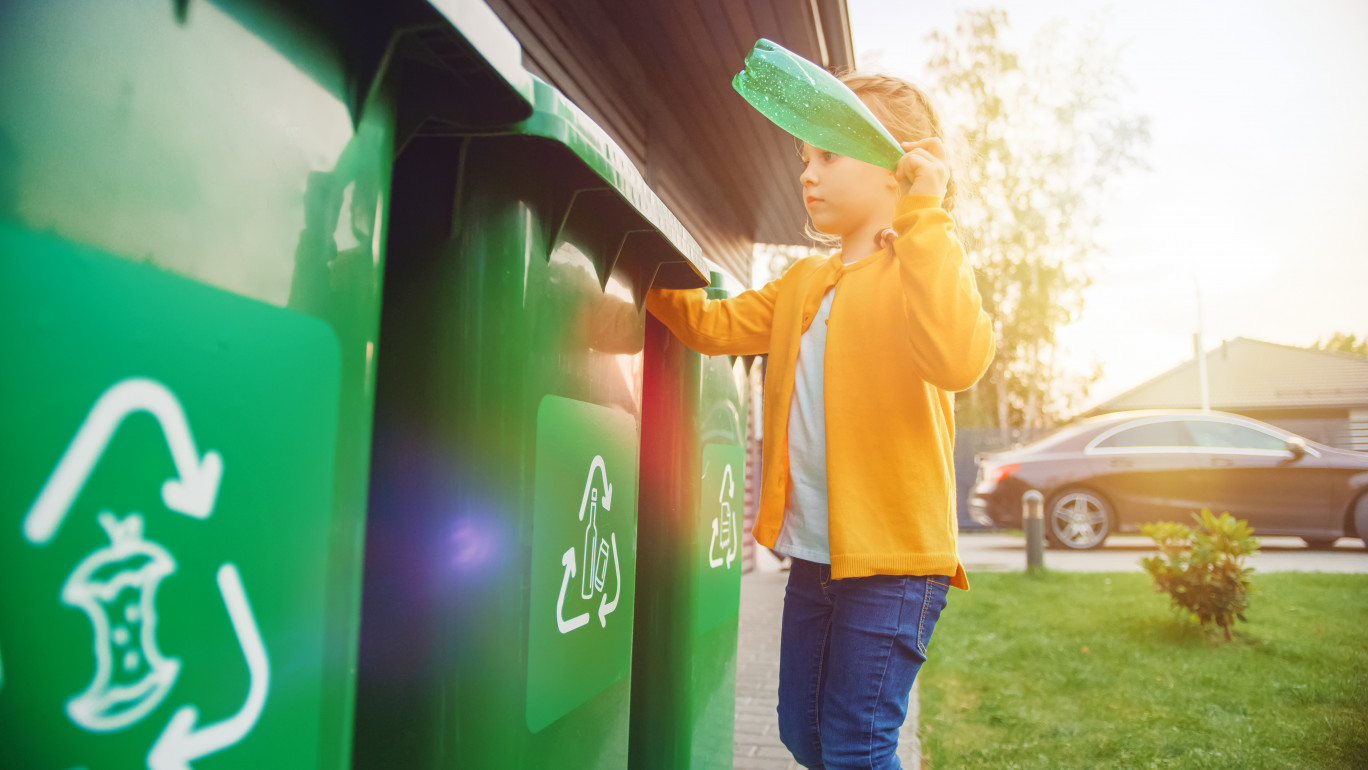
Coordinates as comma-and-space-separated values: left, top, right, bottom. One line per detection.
823, 152, 835, 162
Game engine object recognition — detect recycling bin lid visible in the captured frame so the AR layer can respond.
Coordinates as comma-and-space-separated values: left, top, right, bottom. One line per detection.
515, 75, 708, 290
410, 0, 707, 291
422, 0, 536, 119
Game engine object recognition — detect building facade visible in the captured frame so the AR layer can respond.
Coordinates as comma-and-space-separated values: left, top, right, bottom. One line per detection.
1087, 337, 1368, 451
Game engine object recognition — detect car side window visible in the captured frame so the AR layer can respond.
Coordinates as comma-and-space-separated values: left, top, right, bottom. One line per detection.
1094, 420, 1196, 449
1187, 421, 1288, 451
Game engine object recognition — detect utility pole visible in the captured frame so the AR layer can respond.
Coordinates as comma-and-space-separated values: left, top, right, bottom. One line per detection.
1194, 274, 1210, 412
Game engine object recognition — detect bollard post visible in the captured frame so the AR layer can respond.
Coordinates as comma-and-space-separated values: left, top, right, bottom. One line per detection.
1023, 490, 1045, 576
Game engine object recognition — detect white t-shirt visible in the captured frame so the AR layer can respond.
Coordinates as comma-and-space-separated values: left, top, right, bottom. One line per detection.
772, 287, 835, 563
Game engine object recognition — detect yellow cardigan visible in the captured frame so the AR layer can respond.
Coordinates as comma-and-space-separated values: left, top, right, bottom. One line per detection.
646, 195, 994, 589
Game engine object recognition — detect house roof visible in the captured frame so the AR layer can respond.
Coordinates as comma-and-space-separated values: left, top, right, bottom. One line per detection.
1088, 337, 1368, 415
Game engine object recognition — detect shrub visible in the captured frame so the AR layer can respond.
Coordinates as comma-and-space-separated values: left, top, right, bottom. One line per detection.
1139, 509, 1259, 641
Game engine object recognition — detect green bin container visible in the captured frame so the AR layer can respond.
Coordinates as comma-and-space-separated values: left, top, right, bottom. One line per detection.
352, 34, 707, 769
0, 1, 411, 766
631, 269, 750, 769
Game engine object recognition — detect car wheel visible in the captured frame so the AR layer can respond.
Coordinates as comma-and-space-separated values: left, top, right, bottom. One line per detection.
1302, 537, 1338, 550
1047, 489, 1112, 550
1354, 494, 1368, 549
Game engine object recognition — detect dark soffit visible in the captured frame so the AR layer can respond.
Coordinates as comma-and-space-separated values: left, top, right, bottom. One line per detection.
486, 0, 855, 265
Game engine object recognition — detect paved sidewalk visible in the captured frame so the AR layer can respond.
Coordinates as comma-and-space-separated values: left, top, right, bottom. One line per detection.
733, 569, 921, 770
958, 532, 1368, 573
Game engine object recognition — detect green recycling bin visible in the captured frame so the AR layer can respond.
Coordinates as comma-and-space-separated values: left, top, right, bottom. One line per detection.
352, 58, 707, 769
0, 1, 403, 766
631, 269, 750, 769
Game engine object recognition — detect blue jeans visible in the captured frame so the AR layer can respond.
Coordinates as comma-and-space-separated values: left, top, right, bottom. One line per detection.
777, 559, 951, 769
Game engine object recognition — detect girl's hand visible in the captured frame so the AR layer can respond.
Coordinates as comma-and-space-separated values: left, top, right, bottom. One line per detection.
896, 138, 950, 199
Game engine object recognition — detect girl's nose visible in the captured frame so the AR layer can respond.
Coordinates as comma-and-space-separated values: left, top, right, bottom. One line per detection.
799, 166, 817, 186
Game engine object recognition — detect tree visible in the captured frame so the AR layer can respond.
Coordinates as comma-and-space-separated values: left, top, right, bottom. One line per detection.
924, 9, 1150, 437
753, 242, 813, 286
1313, 332, 1368, 357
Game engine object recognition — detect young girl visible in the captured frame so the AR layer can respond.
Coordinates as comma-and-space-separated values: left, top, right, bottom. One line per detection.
646, 73, 993, 769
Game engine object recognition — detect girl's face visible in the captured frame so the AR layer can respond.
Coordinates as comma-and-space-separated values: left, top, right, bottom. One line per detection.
799, 143, 898, 238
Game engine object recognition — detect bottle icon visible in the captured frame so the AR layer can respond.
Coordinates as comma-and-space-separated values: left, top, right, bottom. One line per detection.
719, 499, 733, 553
709, 464, 740, 569
581, 488, 599, 600
62, 512, 180, 732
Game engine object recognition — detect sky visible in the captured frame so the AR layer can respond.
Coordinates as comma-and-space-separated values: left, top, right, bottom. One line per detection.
847, 0, 1368, 408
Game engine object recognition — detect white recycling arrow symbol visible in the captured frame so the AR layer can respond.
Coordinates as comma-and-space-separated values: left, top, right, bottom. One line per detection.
23, 378, 223, 546
556, 456, 622, 634
17, 376, 270, 768
147, 564, 269, 770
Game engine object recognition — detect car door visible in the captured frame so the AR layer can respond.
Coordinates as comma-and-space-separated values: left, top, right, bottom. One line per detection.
1183, 418, 1332, 536
1087, 418, 1203, 529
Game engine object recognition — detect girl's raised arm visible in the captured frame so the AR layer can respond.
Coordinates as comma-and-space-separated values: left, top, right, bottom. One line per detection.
645, 279, 780, 356
888, 138, 994, 391
890, 195, 995, 392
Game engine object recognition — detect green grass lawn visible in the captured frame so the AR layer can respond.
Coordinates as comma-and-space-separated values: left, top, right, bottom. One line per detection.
918, 571, 1368, 769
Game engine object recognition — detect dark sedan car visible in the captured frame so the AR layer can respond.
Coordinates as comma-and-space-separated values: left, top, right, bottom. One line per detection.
969, 410, 1368, 550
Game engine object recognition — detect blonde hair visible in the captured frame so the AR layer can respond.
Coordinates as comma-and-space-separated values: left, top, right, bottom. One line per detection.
802, 72, 962, 247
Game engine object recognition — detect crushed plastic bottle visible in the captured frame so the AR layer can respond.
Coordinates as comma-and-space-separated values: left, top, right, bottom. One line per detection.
732, 38, 903, 171
733, 38, 902, 170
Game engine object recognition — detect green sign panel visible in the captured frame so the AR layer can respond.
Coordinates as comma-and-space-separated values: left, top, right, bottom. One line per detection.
0, 225, 343, 768
696, 443, 745, 634
526, 395, 638, 734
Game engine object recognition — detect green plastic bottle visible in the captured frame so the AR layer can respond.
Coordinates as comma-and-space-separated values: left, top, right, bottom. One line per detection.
732, 38, 903, 171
